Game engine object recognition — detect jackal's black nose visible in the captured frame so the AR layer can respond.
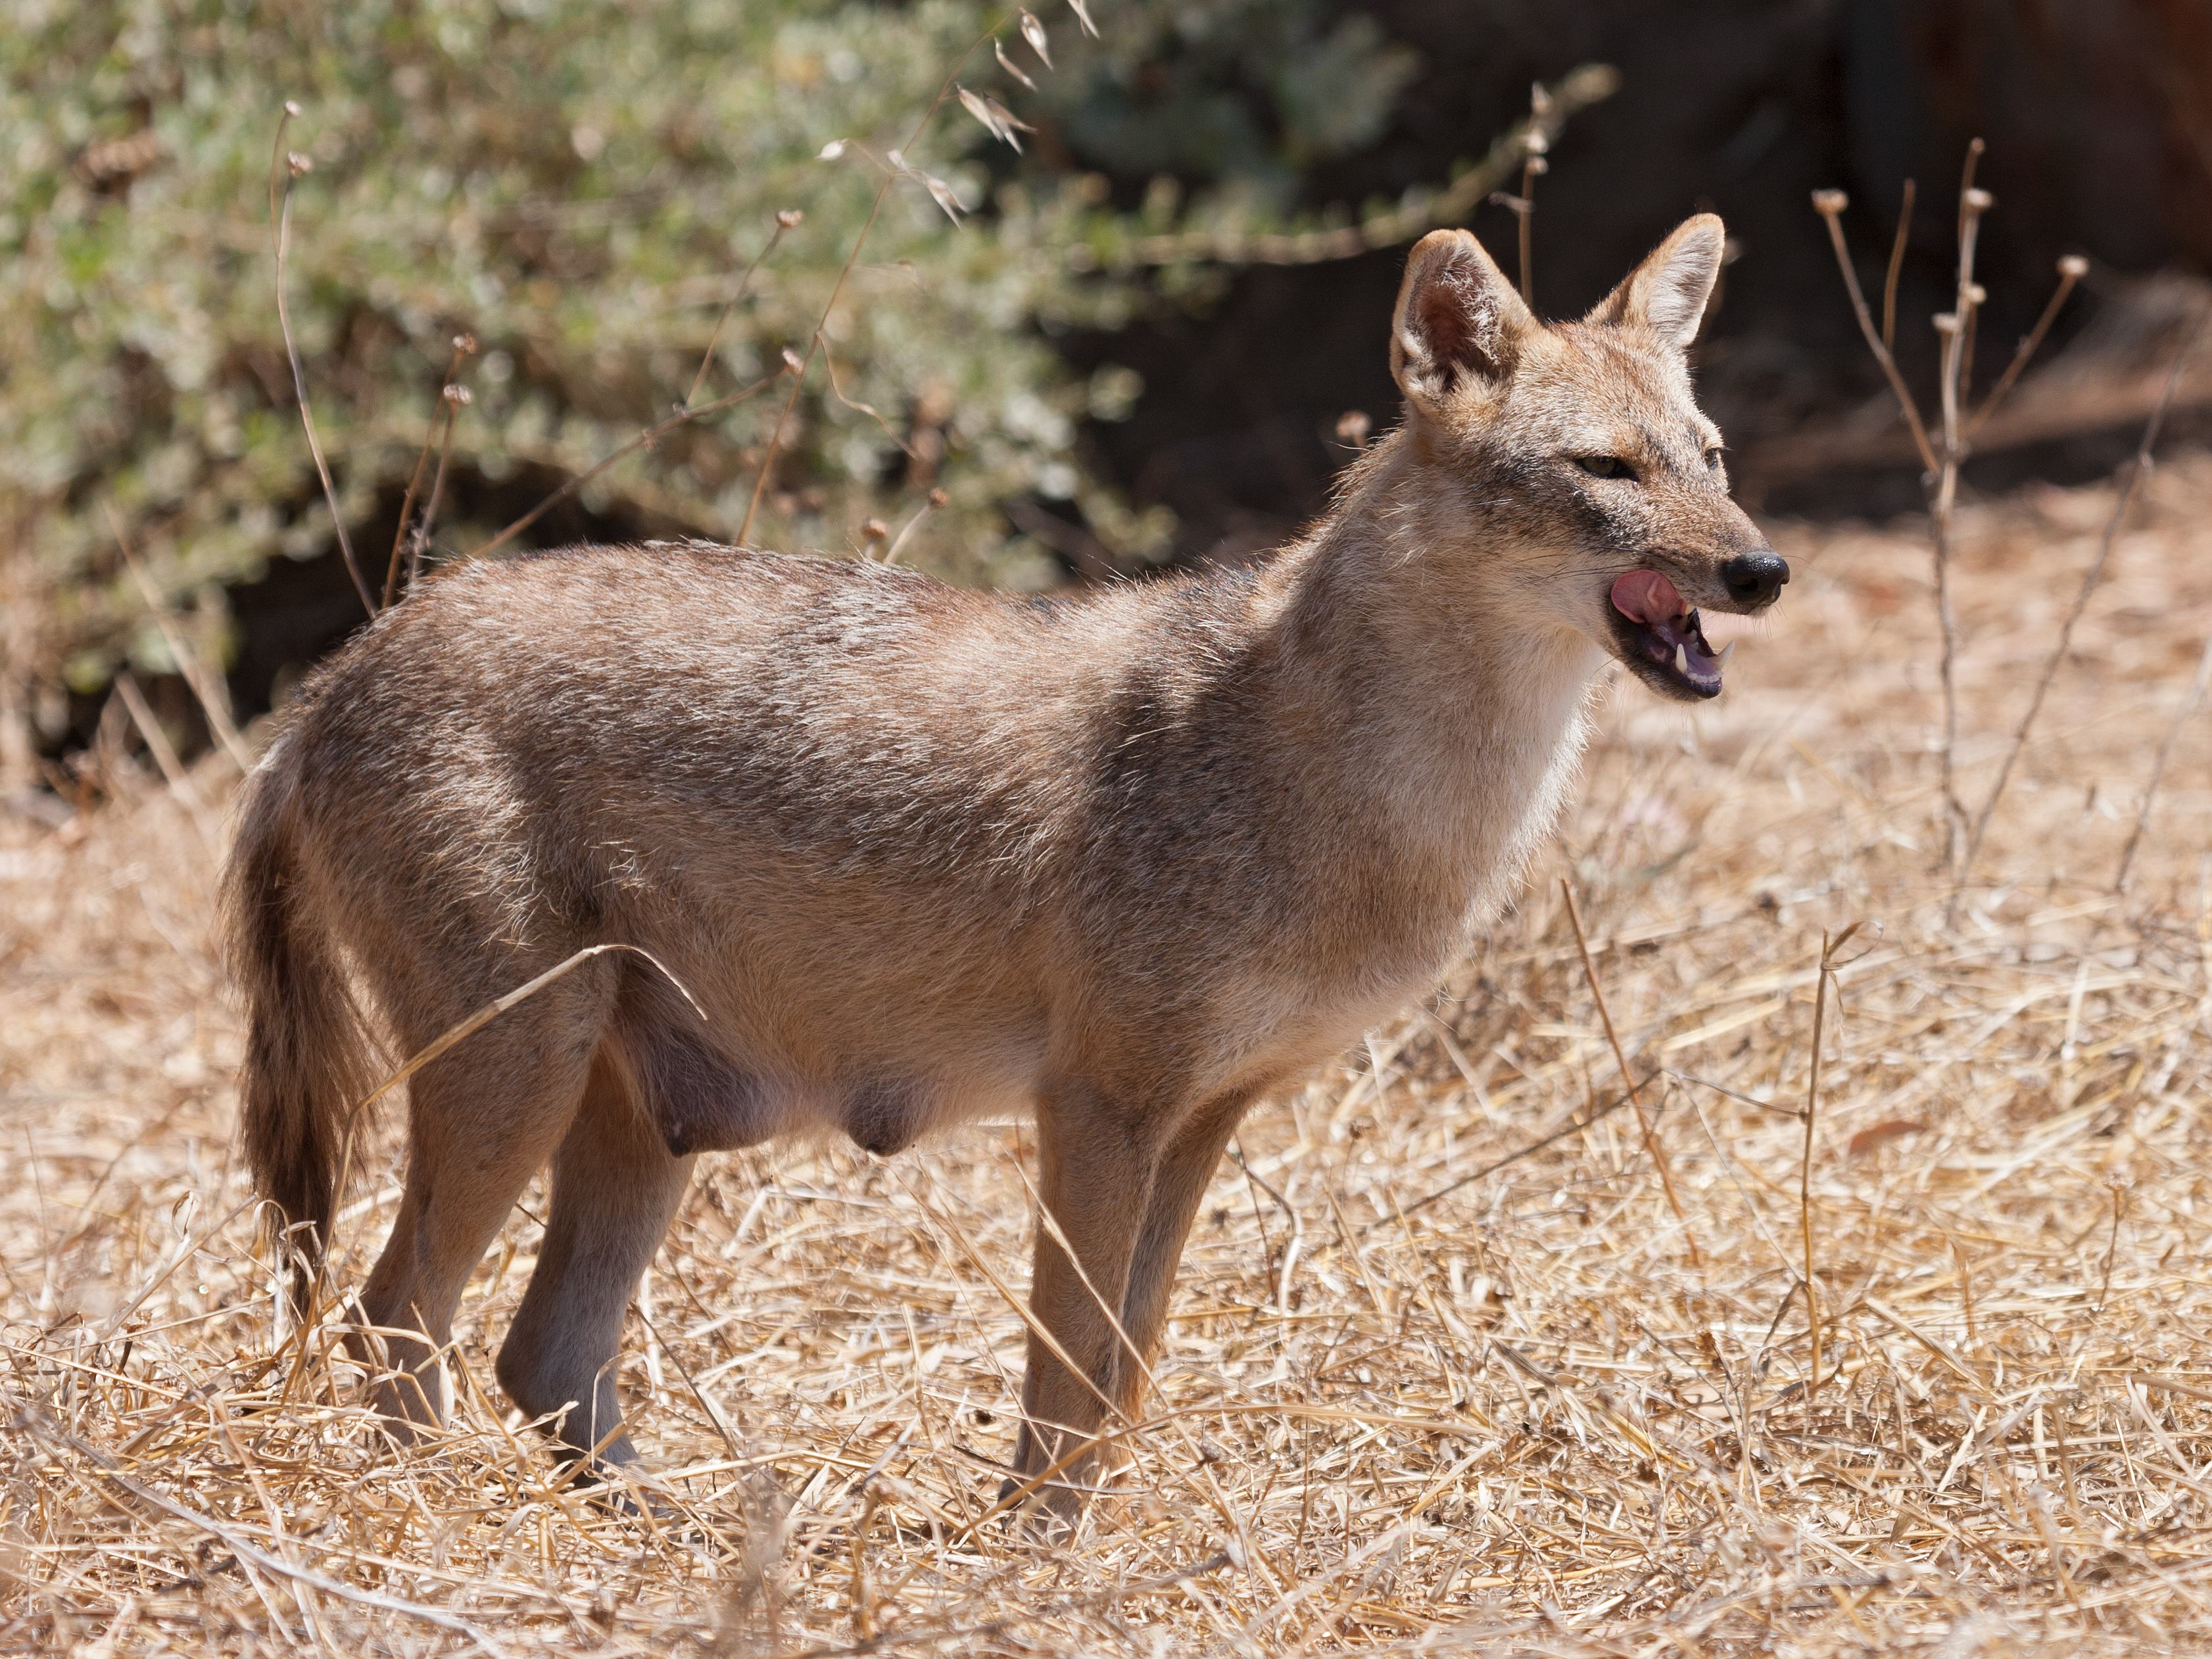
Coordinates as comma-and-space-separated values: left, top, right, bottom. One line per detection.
1721, 550, 1789, 608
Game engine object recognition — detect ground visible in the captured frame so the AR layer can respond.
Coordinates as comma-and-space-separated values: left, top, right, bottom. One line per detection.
3, 450, 2211, 1656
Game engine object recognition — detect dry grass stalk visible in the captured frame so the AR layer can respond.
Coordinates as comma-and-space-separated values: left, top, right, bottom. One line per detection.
2114, 635, 2212, 892
1484, 82, 1552, 307
383, 337, 477, 608
1800, 923, 1863, 1405
267, 103, 372, 619
9, 448, 2212, 1655
1561, 879, 1698, 1264
731, 22, 1026, 548
1961, 323, 2205, 879
103, 507, 254, 779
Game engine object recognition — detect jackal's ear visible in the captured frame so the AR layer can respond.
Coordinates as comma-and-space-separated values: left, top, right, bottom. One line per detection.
1586, 214, 1725, 352
1390, 229, 1534, 406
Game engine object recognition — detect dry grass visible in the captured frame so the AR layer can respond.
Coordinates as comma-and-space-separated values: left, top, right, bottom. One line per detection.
5, 450, 2212, 1657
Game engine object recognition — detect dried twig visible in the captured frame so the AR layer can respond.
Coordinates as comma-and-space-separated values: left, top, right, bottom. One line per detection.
1925, 141, 1993, 865
735, 34, 1002, 548
1486, 82, 1551, 306
2116, 636, 2212, 892
267, 104, 373, 617
383, 336, 475, 606
1961, 324, 2203, 880
1562, 880, 1700, 1264
684, 209, 803, 415
105, 504, 254, 773
1965, 254, 2089, 441
1800, 923, 1860, 1402
1811, 190, 1938, 476
1881, 179, 1914, 351
1816, 144, 2084, 877
466, 370, 786, 562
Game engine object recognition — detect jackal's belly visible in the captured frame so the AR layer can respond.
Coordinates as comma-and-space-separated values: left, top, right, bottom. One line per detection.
615, 931, 1052, 1159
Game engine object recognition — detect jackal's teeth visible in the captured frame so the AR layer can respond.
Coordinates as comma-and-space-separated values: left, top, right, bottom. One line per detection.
1673, 642, 1688, 677
1718, 641, 1735, 668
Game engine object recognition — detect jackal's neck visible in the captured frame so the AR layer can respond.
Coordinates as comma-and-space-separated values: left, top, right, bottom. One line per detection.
1247, 429, 1605, 915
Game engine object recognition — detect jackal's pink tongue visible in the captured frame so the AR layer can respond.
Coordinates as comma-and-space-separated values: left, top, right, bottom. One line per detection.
1612, 569, 1723, 686
1612, 569, 1685, 627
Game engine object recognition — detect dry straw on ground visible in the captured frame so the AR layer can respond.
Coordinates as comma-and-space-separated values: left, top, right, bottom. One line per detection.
5, 448, 2212, 1656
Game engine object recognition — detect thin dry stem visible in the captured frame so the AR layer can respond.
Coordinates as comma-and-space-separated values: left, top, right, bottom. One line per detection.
104, 504, 254, 774
1562, 879, 1700, 1266
1800, 923, 1861, 1403
1881, 178, 1914, 351
409, 392, 465, 585
683, 210, 800, 414
383, 337, 474, 607
466, 370, 786, 562
1966, 257, 2086, 441
1812, 199, 1939, 475
736, 30, 1008, 548
1960, 324, 2203, 881
267, 106, 373, 618
1929, 142, 1992, 871
2115, 635, 2212, 892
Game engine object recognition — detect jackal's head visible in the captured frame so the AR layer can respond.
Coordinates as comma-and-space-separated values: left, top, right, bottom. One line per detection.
1388, 214, 1786, 702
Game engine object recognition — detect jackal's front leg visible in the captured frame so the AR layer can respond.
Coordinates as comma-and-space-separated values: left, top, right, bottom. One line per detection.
1011, 1088, 1159, 1512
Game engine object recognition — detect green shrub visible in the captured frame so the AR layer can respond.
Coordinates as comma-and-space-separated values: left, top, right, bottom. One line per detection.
0, 0, 1431, 721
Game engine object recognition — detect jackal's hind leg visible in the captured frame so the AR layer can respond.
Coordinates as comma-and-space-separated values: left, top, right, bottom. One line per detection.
353, 986, 608, 1439
496, 1045, 694, 1472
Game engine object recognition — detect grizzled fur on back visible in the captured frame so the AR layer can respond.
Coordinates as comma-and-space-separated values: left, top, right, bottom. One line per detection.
224, 214, 1781, 1501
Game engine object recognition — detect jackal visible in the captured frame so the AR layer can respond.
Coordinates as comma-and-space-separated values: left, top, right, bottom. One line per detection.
226, 214, 1784, 1506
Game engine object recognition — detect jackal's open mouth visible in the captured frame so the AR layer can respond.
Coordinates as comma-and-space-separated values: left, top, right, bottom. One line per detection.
1610, 570, 1729, 699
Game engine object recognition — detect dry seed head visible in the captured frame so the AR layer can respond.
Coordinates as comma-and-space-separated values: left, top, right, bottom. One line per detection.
442, 385, 471, 406
1812, 189, 1848, 216
928, 487, 949, 508
861, 519, 888, 544
1964, 187, 1994, 213
283, 99, 301, 116
1019, 8, 1052, 68
1335, 410, 1372, 451
777, 208, 804, 229
1933, 310, 1961, 334
781, 347, 805, 374
1963, 282, 1987, 306
2058, 254, 2089, 279
1524, 132, 1549, 157
286, 151, 313, 178
452, 333, 477, 355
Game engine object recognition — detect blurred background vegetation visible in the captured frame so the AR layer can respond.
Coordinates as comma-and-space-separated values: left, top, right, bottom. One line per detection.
3, 0, 2209, 788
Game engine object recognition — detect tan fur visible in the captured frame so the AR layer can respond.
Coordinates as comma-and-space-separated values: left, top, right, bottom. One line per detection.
224, 215, 1782, 1506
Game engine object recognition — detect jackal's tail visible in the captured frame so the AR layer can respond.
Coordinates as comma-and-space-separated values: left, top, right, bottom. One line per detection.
223, 757, 372, 1300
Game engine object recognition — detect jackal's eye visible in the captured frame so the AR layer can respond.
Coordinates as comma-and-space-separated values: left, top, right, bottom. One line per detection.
1577, 455, 1629, 479
1703, 446, 1725, 471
